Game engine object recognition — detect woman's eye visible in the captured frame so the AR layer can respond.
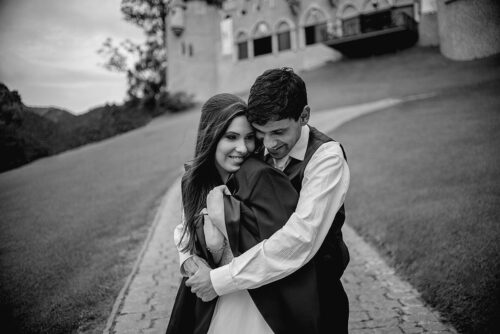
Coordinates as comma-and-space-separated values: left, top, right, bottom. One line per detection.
225, 134, 237, 140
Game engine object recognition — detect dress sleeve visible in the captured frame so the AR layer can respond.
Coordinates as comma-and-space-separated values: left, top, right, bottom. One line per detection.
224, 165, 299, 256
174, 209, 193, 276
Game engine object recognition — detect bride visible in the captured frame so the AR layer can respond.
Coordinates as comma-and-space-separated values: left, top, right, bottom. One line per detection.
166, 93, 317, 334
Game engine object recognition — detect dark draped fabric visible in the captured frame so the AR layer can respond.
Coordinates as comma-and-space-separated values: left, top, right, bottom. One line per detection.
167, 157, 321, 334
223, 157, 321, 334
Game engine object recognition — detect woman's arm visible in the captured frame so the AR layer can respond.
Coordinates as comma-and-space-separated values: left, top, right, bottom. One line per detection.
203, 212, 227, 265
174, 211, 197, 276
174, 210, 213, 276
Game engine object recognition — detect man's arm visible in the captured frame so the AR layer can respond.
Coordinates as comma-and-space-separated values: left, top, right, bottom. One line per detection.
210, 142, 350, 296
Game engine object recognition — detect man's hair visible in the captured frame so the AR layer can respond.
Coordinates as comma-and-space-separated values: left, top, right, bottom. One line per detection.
247, 67, 308, 125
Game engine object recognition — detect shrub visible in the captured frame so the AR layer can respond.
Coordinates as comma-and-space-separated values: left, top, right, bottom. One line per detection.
157, 91, 196, 114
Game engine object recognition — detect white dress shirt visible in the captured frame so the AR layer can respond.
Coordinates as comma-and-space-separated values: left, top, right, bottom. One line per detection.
210, 125, 350, 295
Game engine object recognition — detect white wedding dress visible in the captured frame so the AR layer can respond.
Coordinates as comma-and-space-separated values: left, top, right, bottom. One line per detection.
206, 243, 273, 334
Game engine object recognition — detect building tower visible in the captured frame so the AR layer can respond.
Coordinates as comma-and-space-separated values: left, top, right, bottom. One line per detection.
167, 0, 221, 100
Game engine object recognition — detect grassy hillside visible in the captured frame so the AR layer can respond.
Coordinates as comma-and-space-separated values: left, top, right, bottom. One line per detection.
334, 80, 500, 333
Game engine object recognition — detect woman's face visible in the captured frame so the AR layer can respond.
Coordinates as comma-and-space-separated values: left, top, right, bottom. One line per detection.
215, 115, 255, 181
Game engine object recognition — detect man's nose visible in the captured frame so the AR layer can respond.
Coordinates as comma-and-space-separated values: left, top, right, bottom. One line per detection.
263, 135, 277, 150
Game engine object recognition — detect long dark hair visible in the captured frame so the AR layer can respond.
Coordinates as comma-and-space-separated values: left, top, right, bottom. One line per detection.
180, 93, 248, 252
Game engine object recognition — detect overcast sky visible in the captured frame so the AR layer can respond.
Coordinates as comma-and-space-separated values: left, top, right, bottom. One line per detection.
0, 0, 144, 114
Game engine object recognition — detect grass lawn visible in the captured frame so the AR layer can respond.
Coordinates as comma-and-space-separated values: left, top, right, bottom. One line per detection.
0, 111, 200, 333
304, 47, 500, 111
333, 80, 500, 333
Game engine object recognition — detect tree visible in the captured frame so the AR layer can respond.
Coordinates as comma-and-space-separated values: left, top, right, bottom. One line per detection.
98, 0, 169, 102
98, 0, 224, 104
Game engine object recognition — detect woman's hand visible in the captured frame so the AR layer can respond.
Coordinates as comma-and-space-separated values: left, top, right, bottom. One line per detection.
206, 185, 231, 234
183, 255, 211, 277
201, 208, 225, 251
183, 256, 199, 277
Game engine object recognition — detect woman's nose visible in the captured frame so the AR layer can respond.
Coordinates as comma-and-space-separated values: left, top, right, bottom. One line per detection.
235, 139, 248, 154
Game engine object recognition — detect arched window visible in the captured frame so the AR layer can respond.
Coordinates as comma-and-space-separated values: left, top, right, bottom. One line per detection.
304, 8, 327, 45
342, 5, 359, 19
253, 22, 272, 57
276, 21, 292, 51
236, 32, 249, 60
341, 5, 360, 36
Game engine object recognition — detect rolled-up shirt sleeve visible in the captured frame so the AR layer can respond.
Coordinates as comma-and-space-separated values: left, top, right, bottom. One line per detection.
174, 211, 193, 276
210, 141, 350, 296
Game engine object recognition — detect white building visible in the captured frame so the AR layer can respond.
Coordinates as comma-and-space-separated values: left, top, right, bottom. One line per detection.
166, 0, 499, 100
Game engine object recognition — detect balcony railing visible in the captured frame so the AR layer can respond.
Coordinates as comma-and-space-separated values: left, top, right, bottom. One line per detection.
324, 5, 418, 57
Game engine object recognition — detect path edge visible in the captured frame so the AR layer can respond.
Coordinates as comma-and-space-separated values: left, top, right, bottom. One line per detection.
102, 176, 182, 334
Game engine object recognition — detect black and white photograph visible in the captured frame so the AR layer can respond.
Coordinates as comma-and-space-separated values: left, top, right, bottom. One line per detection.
1, 0, 499, 333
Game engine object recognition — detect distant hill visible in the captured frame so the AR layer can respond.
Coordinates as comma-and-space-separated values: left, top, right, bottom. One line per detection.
0, 83, 75, 171
0, 83, 151, 173
28, 106, 77, 123
0, 83, 195, 173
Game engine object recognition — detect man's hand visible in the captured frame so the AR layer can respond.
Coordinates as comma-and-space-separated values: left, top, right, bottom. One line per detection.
185, 257, 218, 302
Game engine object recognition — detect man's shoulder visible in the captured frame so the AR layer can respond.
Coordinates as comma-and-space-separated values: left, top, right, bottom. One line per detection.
308, 127, 346, 157
229, 156, 289, 196
237, 156, 281, 179
306, 141, 347, 168
309, 126, 333, 143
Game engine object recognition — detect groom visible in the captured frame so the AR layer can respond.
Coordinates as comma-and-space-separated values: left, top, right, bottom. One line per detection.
186, 67, 350, 332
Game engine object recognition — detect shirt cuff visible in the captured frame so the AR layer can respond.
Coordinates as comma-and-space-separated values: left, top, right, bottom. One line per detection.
210, 265, 239, 296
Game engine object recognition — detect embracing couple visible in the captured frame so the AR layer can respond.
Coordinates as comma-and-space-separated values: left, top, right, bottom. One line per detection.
166, 68, 350, 334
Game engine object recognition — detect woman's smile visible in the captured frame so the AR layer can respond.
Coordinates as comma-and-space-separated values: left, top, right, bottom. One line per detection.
229, 155, 245, 162
215, 115, 256, 181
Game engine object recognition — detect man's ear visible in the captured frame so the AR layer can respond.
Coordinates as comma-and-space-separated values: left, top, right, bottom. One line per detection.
299, 106, 310, 125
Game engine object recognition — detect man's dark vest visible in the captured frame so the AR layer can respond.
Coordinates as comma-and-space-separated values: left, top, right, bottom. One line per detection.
283, 125, 350, 280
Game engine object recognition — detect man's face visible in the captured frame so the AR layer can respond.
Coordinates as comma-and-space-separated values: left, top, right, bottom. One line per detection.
252, 107, 309, 160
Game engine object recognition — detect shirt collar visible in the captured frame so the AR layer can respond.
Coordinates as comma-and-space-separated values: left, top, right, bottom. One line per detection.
263, 125, 310, 162
288, 125, 309, 161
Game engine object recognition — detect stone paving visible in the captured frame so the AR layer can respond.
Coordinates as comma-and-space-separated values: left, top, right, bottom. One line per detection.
103, 177, 183, 334
341, 226, 457, 334
104, 100, 459, 334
